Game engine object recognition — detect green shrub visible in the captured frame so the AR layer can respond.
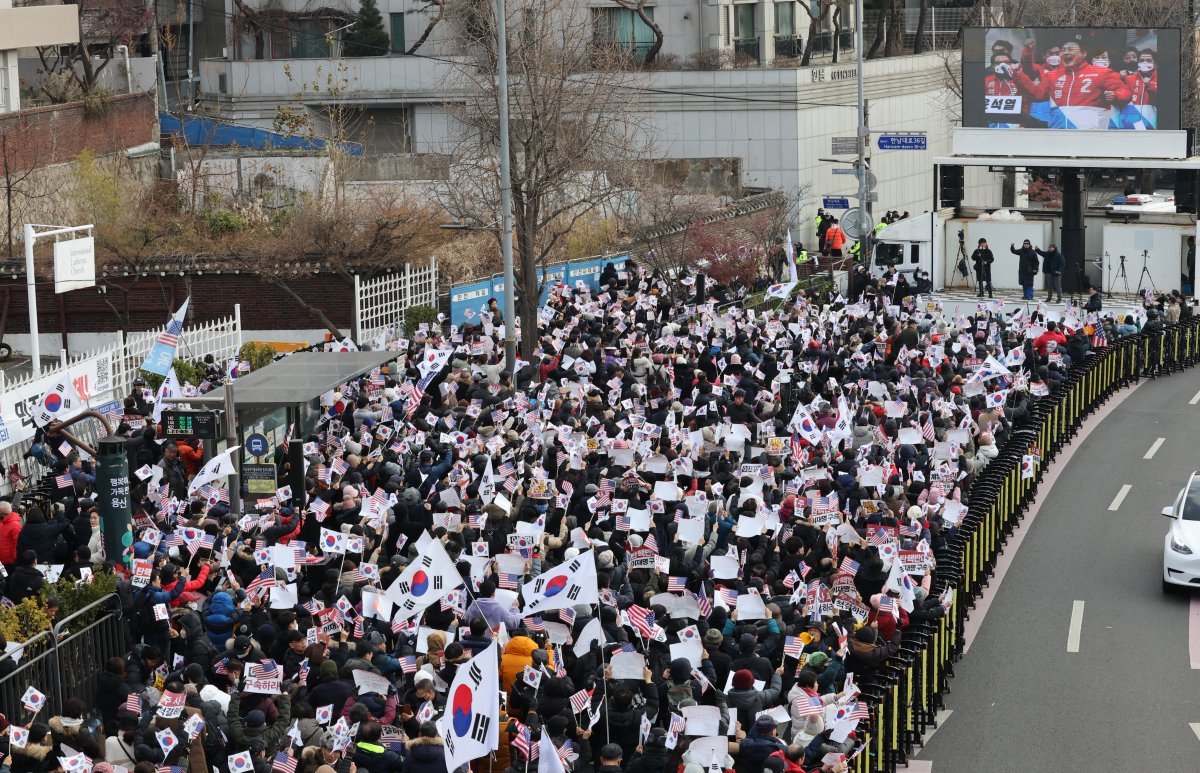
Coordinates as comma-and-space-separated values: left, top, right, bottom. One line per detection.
139, 357, 208, 392
403, 305, 439, 336
239, 341, 277, 371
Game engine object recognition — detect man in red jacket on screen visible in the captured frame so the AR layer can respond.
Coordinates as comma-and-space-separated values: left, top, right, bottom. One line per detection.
1013, 38, 1131, 130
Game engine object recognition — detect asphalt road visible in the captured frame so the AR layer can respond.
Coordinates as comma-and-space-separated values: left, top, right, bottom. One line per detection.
919, 371, 1200, 770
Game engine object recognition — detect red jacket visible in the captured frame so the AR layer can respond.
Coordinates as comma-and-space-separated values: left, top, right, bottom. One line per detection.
178, 441, 204, 477
0, 513, 21, 565
163, 562, 210, 606
1035, 330, 1067, 357
1015, 63, 1130, 108
1125, 70, 1157, 106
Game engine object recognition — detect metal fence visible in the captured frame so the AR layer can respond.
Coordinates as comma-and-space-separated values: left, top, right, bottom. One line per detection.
352, 260, 440, 347
0, 594, 126, 720
852, 316, 1200, 772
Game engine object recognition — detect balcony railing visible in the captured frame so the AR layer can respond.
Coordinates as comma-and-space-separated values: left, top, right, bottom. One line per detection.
773, 34, 802, 59
733, 37, 760, 64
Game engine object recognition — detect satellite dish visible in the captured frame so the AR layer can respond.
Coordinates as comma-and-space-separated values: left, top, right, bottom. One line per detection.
841, 208, 874, 240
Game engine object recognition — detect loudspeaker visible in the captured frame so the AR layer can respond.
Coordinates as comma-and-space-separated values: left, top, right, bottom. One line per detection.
939, 165, 964, 208
1174, 169, 1198, 214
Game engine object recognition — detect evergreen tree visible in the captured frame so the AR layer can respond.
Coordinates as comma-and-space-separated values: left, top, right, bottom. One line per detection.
342, 0, 391, 57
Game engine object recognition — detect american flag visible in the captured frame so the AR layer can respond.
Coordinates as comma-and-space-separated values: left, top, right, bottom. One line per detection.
55, 472, 73, 489
568, 687, 593, 714
247, 660, 282, 680
782, 570, 800, 590
643, 533, 659, 553
497, 461, 516, 478
122, 693, 142, 715
877, 596, 899, 616
667, 713, 685, 737
272, 753, 297, 773
309, 499, 331, 521
331, 458, 349, 477
157, 316, 184, 348
868, 527, 894, 548
397, 655, 418, 674
317, 467, 333, 485
559, 607, 576, 626
246, 569, 276, 599
615, 515, 630, 531
783, 636, 804, 658
810, 494, 840, 516
157, 766, 183, 773
666, 576, 687, 592
300, 599, 323, 615
838, 557, 860, 577
921, 415, 936, 442
1092, 325, 1108, 348
715, 587, 738, 607
297, 658, 310, 683
523, 616, 545, 633
626, 605, 655, 638
792, 695, 825, 718
213, 659, 229, 675
497, 573, 519, 590
846, 702, 870, 721
511, 721, 538, 761
556, 738, 578, 766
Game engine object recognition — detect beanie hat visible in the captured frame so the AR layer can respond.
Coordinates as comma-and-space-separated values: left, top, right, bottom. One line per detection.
703, 629, 723, 648
732, 669, 754, 690
246, 710, 266, 728
319, 659, 339, 680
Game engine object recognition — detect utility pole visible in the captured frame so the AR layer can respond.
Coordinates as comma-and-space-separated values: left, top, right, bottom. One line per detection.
853, 0, 873, 254
495, 0, 517, 373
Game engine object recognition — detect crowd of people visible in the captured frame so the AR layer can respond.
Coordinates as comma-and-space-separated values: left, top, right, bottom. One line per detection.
0, 253, 1185, 773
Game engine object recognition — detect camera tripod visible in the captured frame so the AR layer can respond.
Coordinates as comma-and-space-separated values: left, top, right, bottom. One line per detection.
1135, 249, 1157, 297
1112, 254, 1130, 296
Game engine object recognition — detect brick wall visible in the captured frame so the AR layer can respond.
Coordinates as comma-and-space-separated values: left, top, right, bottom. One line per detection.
0, 93, 156, 174
0, 272, 355, 335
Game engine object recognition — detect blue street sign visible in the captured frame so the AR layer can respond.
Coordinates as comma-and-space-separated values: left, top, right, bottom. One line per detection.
246, 432, 269, 458
822, 197, 851, 209
878, 135, 927, 150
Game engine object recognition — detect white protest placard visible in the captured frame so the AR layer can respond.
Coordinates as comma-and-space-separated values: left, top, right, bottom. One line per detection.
711, 555, 740, 580
669, 639, 704, 668
610, 651, 646, 680
735, 593, 768, 620
353, 669, 392, 696
682, 705, 723, 737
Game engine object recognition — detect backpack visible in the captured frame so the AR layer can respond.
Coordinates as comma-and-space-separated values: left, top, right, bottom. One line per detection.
133, 586, 170, 637
666, 680, 695, 713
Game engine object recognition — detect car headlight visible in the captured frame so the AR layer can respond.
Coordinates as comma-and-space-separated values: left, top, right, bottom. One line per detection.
1171, 535, 1193, 555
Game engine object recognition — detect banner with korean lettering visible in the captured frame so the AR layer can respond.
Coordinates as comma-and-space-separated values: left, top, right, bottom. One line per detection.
0, 351, 116, 451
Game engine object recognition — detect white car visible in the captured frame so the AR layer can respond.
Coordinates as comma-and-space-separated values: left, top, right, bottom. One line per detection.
1162, 472, 1200, 592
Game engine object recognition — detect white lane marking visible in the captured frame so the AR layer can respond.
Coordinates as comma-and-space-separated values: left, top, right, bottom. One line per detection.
960, 381, 1145, 653
1190, 597, 1200, 670
1067, 600, 1085, 653
1190, 723, 1200, 743
1145, 438, 1166, 460
1108, 484, 1132, 511
1191, 389, 1200, 405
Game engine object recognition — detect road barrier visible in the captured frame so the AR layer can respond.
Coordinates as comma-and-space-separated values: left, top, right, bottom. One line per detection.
0, 594, 126, 720
854, 315, 1200, 772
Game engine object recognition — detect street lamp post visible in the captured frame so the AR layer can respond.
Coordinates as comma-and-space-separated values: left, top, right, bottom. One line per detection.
495, 0, 517, 374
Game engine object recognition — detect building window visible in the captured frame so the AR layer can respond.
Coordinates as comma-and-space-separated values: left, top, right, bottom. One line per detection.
390, 13, 405, 53
775, 2, 794, 36
592, 6, 655, 59
734, 4, 755, 40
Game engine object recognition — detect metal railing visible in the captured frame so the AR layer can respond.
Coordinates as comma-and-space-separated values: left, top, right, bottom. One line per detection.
353, 261, 440, 347
0, 594, 126, 719
851, 316, 1200, 772
773, 35, 802, 59
734, 37, 760, 64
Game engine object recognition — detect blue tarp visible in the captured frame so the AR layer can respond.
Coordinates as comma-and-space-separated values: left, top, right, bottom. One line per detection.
448, 254, 629, 326
159, 113, 364, 155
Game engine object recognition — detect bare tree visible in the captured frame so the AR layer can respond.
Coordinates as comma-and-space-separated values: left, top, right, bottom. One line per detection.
36, 0, 153, 99
913, 0, 929, 55
799, 0, 836, 66
608, 0, 663, 65
406, 0, 446, 54
441, 0, 654, 357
